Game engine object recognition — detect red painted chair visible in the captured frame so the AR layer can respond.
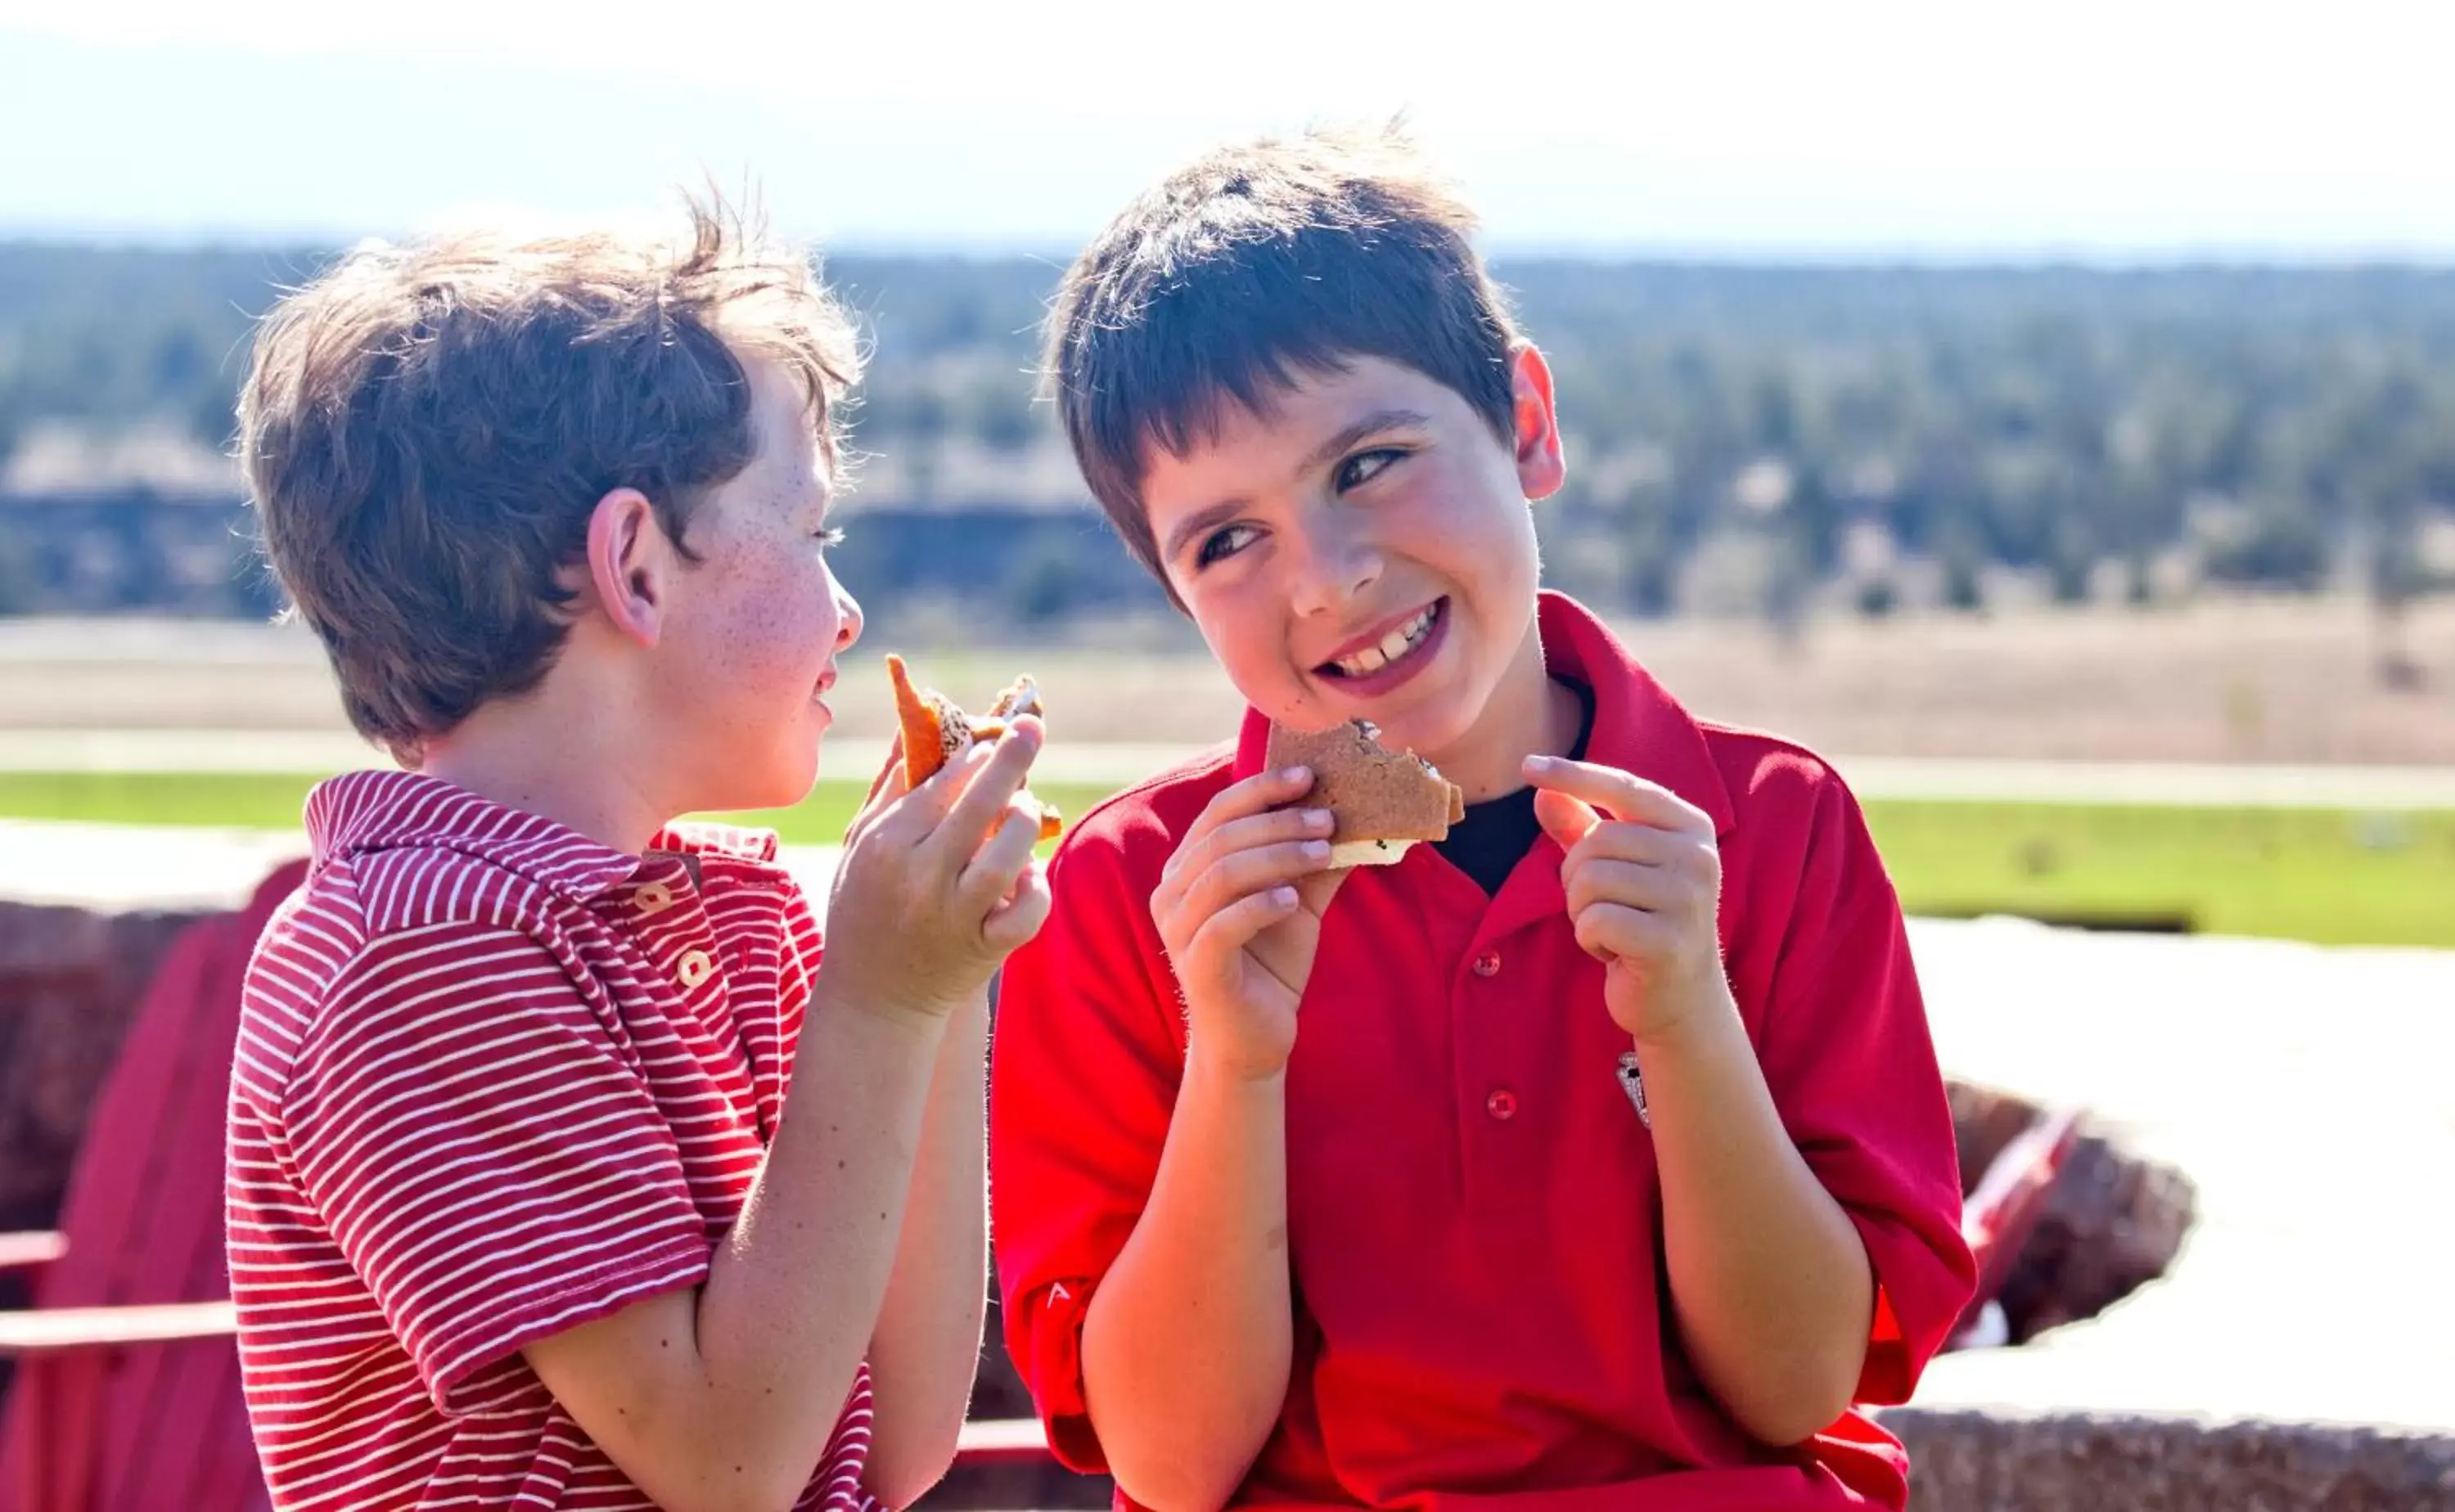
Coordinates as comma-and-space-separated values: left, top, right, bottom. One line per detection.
1948, 1103, 2084, 1348
0, 859, 305, 1512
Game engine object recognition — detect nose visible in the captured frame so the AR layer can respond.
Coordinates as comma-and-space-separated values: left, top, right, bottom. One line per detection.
831, 570, 864, 651
1285, 505, 1383, 620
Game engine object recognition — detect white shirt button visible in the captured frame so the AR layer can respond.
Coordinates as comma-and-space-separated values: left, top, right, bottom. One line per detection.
676, 948, 714, 989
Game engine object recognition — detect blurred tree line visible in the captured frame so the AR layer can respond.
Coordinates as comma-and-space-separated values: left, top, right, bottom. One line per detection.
2, 244, 2452, 630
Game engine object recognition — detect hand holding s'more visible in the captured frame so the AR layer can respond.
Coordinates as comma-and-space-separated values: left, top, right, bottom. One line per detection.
885, 654, 1064, 840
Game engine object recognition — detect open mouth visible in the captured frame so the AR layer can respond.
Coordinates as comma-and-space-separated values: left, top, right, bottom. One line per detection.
1318, 598, 1445, 681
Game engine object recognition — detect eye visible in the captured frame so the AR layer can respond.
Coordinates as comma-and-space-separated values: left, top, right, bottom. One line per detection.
813, 524, 845, 549
1335, 447, 1406, 493
1195, 523, 1260, 568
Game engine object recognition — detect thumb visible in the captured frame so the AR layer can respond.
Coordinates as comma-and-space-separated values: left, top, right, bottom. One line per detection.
1534, 787, 1602, 852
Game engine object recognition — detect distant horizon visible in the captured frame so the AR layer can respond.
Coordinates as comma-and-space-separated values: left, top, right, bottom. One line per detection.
10, 224, 2455, 273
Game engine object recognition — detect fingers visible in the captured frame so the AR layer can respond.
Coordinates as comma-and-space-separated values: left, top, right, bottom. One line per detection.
968, 799, 1052, 952
867, 736, 994, 849
1172, 838, 1333, 934
957, 798, 1047, 917
1561, 827, 1719, 920
1177, 884, 1304, 986
864, 731, 908, 807
1162, 767, 1318, 882
1563, 856, 1682, 920
1156, 800, 1333, 904
1525, 755, 1709, 833
938, 716, 1045, 851
845, 732, 911, 846
1567, 817, 1713, 871
980, 863, 1052, 953
1571, 900, 1668, 964
1532, 786, 1602, 852
877, 716, 1038, 853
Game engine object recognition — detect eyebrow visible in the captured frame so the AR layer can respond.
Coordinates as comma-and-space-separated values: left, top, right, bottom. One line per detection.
1158, 407, 1435, 564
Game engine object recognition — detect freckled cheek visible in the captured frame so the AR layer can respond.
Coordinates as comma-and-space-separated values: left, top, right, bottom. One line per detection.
700, 557, 837, 696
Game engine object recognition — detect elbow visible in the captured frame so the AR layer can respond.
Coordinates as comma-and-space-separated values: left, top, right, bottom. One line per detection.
1733, 1350, 1861, 1448
642, 1428, 825, 1512
1089, 1375, 1276, 1512
658, 1470, 809, 1512
861, 1424, 962, 1512
1741, 1396, 1849, 1450
864, 1469, 945, 1511
1110, 1450, 1251, 1512
711, 1463, 821, 1512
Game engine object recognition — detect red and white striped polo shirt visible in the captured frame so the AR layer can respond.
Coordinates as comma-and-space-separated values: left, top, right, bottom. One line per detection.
227, 769, 875, 1511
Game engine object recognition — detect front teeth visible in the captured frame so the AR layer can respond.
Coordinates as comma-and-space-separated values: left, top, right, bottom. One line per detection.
1334, 605, 1437, 677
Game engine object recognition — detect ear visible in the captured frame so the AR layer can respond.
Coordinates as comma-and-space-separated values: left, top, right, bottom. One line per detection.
579, 488, 674, 649
1508, 344, 1566, 502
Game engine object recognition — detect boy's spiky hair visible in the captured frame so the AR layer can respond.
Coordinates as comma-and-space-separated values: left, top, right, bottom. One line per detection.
237, 194, 858, 758
1042, 124, 1522, 586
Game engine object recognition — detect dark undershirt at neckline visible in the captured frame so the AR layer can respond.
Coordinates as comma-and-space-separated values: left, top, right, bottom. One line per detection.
1430, 678, 1597, 898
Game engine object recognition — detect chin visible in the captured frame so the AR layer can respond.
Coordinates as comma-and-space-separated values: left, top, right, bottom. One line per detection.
711, 748, 822, 818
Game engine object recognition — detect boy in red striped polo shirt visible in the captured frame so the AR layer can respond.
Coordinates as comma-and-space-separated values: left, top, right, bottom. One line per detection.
226, 203, 1048, 1512
989, 130, 1977, 1510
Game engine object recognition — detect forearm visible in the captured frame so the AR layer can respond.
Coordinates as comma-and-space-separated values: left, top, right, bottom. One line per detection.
1643, 993, 1873, 1444
688, 984, 949, 1499
1081, 1053, 1293, 1512
863, 987, 992, 1507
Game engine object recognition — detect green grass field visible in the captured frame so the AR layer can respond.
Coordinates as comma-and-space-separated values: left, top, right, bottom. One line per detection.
0, 771, 1121, 853
2, 772, 2449, 948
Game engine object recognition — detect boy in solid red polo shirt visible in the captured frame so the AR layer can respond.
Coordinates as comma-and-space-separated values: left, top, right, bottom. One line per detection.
227, 204, 1052, 1511
989, 129, 1978, 1511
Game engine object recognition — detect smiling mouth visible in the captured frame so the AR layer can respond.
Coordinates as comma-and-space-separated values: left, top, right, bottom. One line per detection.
1318, 599, 1444, 679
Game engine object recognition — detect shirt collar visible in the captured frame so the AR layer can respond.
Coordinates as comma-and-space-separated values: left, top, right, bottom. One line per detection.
1232, 591, 1736, 835
303, 768, 784, 904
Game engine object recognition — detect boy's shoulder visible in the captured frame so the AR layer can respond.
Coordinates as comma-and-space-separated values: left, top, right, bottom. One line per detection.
1043, 740, 1241, 889
285, 827, 586, 951
243, 812, 590, 1053
1688, 718, 1864, 829
1678, 719, 1894, 930
252, 770, 764, 1018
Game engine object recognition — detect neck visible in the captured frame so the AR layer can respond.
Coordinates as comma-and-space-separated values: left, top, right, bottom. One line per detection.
419, 675, 673, 855
1425, 609, 1583, 803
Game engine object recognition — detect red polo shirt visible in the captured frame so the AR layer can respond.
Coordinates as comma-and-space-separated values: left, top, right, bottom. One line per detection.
228, 770, 876, 1511
990, 592, 1973, 1511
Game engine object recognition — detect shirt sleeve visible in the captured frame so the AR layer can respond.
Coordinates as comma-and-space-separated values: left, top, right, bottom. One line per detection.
989, 826, 1186, 1474
281, 919, 714, 1416
1753, 766, 1977, 1406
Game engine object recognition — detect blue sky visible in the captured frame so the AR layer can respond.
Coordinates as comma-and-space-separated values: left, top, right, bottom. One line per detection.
4, 0, 2452, 259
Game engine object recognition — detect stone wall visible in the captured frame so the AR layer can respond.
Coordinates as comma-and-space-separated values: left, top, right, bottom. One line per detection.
927, 1409, 2455, 1510
1885, 1408, 2455, 1511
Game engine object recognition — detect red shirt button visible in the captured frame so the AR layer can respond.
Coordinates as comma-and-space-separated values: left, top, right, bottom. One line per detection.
1484, 1088, 1517, 1121
1472, 952, 1502, 978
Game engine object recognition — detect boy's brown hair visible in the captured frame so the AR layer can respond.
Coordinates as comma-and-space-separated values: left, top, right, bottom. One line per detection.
238, 199, 858, 758
1043, 124, 1523, 586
